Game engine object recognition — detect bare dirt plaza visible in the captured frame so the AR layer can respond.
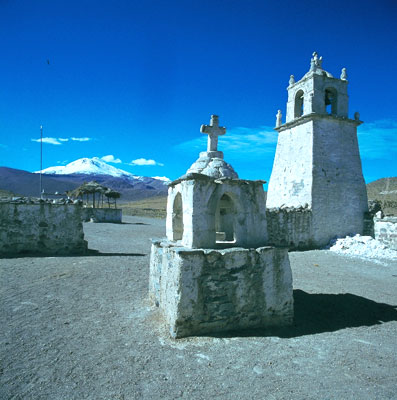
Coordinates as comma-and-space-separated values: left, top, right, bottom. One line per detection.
1, 216, 396, 399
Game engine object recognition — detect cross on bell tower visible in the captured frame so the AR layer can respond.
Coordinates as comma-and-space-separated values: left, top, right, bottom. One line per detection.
200, 115, 226, 158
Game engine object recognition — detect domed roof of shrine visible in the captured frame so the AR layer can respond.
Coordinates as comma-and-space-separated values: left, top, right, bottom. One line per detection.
179, 115, 238, 179
182, 114, 238, 180
186, 154, 238, 179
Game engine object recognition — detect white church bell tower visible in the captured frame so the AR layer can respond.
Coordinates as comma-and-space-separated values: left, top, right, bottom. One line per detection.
267, 52, 368, 247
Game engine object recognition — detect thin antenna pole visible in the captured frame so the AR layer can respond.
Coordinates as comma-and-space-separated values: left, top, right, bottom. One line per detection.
40, 125, 43, 198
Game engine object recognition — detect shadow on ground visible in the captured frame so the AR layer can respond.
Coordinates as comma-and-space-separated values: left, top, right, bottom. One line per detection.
211, 290, 397, 339
120, 222, 150, 225
85, 250, 146, 257
0, 249, 146, 259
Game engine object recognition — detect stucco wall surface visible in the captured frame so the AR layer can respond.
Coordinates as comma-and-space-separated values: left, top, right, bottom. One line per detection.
166, 176, 267, 249
374, 217, 397, 250
267, 117, 367, 248
311, 118, 368, 246
149, 240, 293, 338
0, 203, 87, 255
81, 208, 122, 223
266, 121, 313, 209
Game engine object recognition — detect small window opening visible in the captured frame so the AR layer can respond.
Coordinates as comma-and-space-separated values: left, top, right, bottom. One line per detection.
172, 193, 183, 241
294, 90, 304, 118
325, 88, 338, 115
215, 194, 235, 243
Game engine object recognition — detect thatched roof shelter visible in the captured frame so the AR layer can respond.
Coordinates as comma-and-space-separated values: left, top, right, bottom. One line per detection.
69, 181, 121, 208
104, 189, 120, 199
69, 181, 108, 198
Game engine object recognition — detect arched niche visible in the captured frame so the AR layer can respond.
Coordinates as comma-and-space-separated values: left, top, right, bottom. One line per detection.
325, 87, 338, 115
172, 192, 183, 241
294, 89, 304, 118
215, 193, 236, 243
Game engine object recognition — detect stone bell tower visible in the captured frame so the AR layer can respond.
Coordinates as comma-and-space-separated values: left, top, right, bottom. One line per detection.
267, 52, 368, 247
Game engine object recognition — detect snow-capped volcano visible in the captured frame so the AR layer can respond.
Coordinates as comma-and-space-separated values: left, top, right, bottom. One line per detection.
34, 157, 170, 184
36, 158, 138, 179
152, 176, 171, 183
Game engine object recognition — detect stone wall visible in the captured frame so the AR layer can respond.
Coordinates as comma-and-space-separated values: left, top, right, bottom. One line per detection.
266, 208, 397, 251
149, 240, 293, 338
363, 212, 375, 237
81, 208, 122, 223
374, 216, 397, 250
266, 207, 313, 249
0, 202, 87, 255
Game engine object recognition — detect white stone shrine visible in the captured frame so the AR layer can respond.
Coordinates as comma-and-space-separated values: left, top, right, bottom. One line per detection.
149, 115, 293, 338
267, 53, 368, 248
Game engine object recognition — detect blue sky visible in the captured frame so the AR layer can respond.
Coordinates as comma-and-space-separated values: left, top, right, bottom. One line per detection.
0, 0, 396, 184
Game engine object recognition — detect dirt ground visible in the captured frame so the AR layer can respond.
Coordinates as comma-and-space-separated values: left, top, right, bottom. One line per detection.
1, 216, 396, 400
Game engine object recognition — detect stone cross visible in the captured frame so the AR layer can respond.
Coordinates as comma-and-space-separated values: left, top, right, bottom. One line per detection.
200, 115, 226, 152
310, 51, 323, 70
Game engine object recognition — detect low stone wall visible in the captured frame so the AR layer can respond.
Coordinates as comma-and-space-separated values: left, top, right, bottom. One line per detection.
149, 240, 293, 338
363, 212, 375, 237
0, 202, 87, 255
266, 207, 314, 250
374, 216, 397, 250
81, 208, 122, 223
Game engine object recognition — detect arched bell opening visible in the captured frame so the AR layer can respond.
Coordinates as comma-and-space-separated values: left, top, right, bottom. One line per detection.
294, 89, 304, 118
172, 192, 183, 241
215, 193, 236, 243
325, 87, 338, 115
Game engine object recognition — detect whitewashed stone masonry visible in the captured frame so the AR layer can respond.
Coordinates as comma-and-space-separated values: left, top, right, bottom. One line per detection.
374, 216, 397, 250
267, 52, 368, 248
0, 201, 87, 255
149, 243, 293, 338
150, 115, 293, 338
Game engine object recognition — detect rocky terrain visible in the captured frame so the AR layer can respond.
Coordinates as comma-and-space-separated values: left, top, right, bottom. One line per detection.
367, 177, 397, 216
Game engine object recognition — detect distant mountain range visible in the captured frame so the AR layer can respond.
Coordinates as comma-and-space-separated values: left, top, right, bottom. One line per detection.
2, 159, 396, 214
0, 158, 170, 202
